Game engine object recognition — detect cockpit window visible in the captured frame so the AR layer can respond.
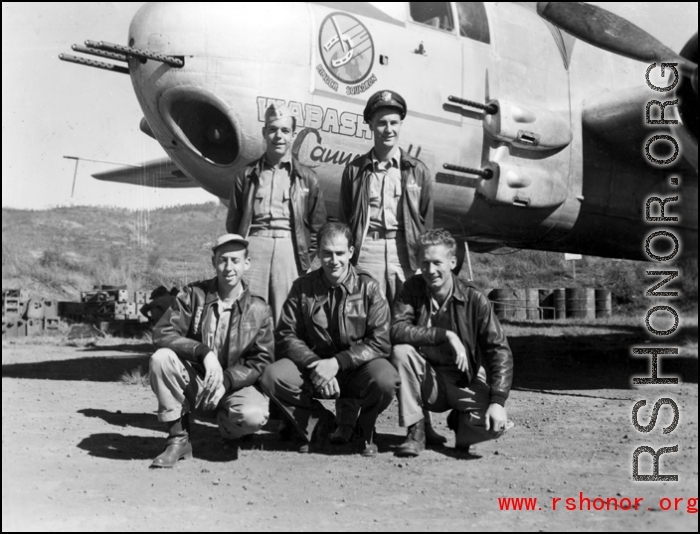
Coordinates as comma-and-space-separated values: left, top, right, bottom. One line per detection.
456, 2, 490, 44
409, 2, 454, 33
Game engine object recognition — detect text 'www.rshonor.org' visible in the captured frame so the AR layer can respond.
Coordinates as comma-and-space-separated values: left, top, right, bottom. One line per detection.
630, 62, 686, 482
497, 494, 698, 513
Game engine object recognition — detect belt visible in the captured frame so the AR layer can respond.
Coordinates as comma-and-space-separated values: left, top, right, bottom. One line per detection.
249, 229, 292, 238
366, 229, 402, 240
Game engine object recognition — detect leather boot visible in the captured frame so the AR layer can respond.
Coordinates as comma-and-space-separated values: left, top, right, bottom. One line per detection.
354, 425, 378, 457
330, 423, 355, 445
424, 410, 447, 446
425, 421, 447, 446
299, 409, 335, 454
448, 409, 475, 453
151, 415, 193, 468
395, 418, 425, 457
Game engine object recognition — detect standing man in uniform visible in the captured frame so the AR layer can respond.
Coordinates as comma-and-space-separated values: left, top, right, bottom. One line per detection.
226, 103, 327, 324
148, 234, 274, 468
261, 222, 400, 457
391, 229, 514, 457
336, 89, 443, 445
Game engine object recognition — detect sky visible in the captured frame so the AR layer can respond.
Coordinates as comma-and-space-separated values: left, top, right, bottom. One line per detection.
2, 2, 697, 211
2, 2, 214, 210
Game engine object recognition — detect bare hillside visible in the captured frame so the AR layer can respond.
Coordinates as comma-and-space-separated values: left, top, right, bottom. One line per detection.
2, 204, 696, 313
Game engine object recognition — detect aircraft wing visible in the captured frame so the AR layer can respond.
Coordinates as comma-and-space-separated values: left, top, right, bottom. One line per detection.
91, 157, 198, 188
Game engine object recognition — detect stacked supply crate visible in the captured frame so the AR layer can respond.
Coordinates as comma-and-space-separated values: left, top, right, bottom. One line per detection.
80, 286, 150, 323
2, 289, 61, 339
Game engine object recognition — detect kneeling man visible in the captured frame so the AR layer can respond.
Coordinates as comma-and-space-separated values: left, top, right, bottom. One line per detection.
392, 229, 513, 457
261, 222, 399, 457
149, 234, 274, 467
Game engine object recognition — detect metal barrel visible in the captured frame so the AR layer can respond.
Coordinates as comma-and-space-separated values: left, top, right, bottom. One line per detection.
526, 289, 540, 320
565, 288, 595, 319
595, 289, 612, 318
489, 289, 510, 319
586, 288, 596, 318
553, 288, 566, 319
489, 289, 527, 320
512, 289, 527, 320
539, 289, 554, 319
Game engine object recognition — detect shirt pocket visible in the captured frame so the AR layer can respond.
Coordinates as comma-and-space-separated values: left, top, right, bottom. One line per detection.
254, 191, 268, 216
392, 182, 403, 212
282, 189, 292, 218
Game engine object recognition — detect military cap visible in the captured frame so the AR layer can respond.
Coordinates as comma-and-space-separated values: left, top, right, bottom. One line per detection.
363, 90, 407, 123
212, 233, 249, 253
264, 103, 295, 125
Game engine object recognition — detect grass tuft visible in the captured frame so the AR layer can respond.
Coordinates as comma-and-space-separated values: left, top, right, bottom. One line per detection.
120, 365, 150, 387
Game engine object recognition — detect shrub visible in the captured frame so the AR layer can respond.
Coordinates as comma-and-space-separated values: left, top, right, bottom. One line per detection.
120, 365, 150, 387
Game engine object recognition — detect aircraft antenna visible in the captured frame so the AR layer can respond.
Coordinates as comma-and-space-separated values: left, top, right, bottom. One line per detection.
62, 156, 141, 198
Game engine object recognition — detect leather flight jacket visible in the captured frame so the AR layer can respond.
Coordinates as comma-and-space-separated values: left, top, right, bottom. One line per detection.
276, 266, 391, 371
391, 274, 513, 406
153, 278, 274, 392
226, 155, 327, 272
339, 148, 434, 271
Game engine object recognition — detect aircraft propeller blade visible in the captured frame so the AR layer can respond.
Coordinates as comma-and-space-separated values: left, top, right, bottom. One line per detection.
537, 2, 697, 92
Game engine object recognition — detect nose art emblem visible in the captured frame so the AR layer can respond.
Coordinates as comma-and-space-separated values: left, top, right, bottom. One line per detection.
319, 12, 374, 85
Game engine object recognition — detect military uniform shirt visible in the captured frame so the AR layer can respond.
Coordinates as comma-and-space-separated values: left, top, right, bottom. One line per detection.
420, 285, 456, 365
368, 147, 402, 232
203, 286, 243, 363
250, 153, 293, 232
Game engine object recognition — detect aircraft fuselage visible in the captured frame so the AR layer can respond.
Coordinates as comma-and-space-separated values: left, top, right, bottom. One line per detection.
125, 2, 697, 260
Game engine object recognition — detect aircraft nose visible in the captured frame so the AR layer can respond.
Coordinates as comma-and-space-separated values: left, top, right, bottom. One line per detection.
127, 2, 311, 171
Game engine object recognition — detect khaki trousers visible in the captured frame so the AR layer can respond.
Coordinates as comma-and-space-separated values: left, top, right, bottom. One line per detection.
149, 348, 269, 440
246, 235, 299, 325
391, 344, 505, 447
356, 235, 413, 308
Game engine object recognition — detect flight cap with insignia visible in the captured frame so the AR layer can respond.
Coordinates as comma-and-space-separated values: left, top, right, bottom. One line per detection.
363, 90, 407, 123
264, 102, 296, 126
212, 233, 249, 254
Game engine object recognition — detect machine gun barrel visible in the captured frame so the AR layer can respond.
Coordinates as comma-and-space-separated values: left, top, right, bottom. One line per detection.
443, 163, 494, 179
87, 40, 184, 67
448, 95, 499, 115
58, 54, 129, 74
71, 44, 128, 62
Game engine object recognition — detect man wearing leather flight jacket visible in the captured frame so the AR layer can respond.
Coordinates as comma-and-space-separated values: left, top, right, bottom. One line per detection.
261, 222, 400, 457
391, 229, 514, 457
148, 234, 274, 468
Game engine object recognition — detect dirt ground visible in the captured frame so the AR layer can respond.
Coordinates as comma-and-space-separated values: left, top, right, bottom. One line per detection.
2, 319, 698, 532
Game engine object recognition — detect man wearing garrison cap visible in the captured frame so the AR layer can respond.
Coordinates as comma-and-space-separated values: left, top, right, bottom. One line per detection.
335, 90, 440, 445
226, 103, 327, 324
148, 234, 274, 468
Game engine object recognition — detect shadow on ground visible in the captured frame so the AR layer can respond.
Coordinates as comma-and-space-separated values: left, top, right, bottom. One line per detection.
75, 408, 470, 461
3, 325, 697, 390
2, 355, 150, 382
509, 325, 698, 390
80, 343, 154, 354
501, 319, 641, 332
